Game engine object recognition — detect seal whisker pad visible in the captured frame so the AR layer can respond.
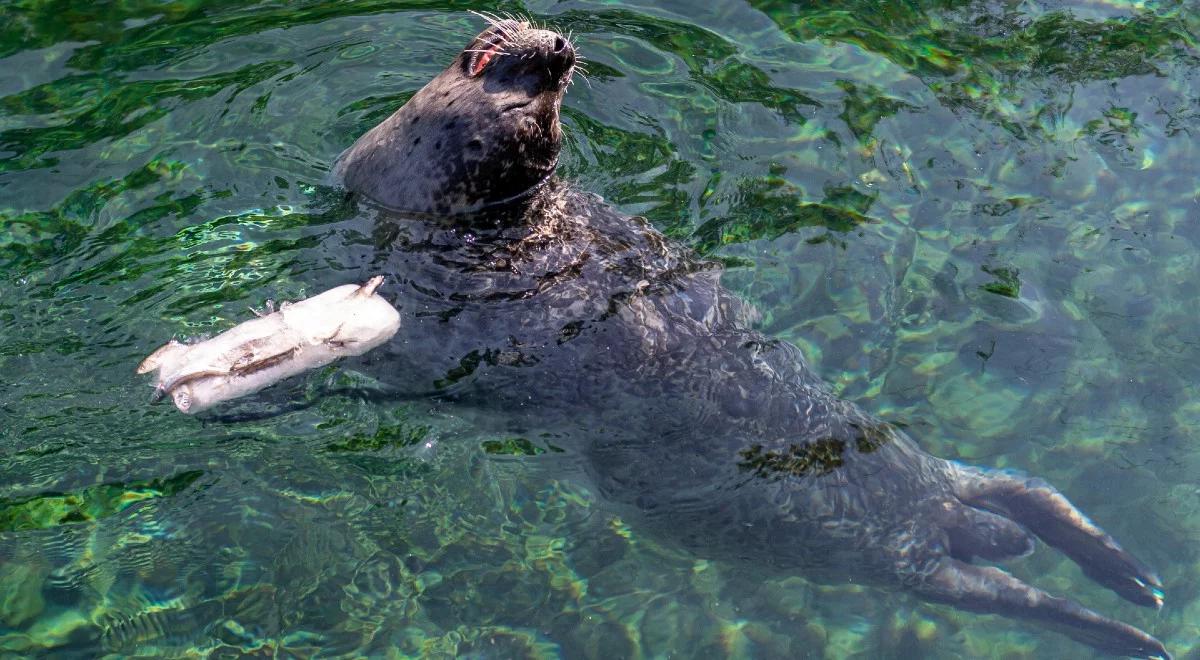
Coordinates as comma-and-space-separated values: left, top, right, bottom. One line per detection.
137, 277, 400, 414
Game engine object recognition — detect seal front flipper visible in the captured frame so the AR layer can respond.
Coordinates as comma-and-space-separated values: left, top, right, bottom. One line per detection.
914, 557, 1170, 659
951, 464, 1164, 609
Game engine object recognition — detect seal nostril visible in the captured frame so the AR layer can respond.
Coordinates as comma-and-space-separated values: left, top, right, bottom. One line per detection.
553, 36, 566, 52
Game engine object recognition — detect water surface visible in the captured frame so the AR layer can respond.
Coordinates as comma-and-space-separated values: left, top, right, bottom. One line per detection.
1, 0, 1197, 656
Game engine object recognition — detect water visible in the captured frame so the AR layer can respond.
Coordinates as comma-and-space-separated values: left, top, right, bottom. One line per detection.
1, 0, 1197, 656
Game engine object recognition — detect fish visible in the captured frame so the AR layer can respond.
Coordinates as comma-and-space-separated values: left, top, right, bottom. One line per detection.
136, 276, 400, 413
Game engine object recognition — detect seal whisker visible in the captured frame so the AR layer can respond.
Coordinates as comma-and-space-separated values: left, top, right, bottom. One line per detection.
491, 28, 516, 47
468, 10, 518, 48
506, 11, 540, 32
470, 9, 509, 32
470, 12, 504, 39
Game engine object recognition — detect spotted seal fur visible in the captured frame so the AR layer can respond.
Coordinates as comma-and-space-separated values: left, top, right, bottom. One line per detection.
331, 15, 1170, 658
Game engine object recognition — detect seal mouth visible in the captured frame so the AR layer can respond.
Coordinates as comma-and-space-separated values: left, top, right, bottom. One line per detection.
499, 99, 534, 113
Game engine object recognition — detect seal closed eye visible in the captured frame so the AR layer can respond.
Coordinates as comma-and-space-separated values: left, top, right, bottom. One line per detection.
333, 17, 1171, 659
333, 16, 575, 214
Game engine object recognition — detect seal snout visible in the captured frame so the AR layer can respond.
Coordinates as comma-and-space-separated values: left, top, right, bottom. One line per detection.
521, 28, 576, 87
544, 33, 576, 85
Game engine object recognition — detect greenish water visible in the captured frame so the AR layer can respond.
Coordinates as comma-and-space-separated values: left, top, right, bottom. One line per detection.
1, 0, 1197, 657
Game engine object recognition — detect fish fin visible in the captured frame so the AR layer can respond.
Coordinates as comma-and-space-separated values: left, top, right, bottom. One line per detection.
356, 275, 385, 297
171, 387, 193, 413
324, 323, 351, 350
230, 347, 298, 376
159, 340, 295, 393
137, 340, 188, 374
248, 299, 276, 318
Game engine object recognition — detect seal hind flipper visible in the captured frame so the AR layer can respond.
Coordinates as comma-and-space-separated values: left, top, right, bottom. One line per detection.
951, 464, 1164, 609
915, 557, 1170, 659
935, 502, 1034, 563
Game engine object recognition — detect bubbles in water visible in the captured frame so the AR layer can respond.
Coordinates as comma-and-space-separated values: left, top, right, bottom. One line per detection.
412, 438, 438, 462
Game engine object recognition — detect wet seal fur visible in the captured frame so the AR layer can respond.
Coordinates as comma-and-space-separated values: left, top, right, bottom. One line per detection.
333, 16, 1171, 658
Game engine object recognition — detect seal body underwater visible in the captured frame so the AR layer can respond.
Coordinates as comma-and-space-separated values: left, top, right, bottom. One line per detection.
331, 17, 1170, 658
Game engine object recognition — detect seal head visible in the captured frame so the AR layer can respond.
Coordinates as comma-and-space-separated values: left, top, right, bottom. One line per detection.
334, 17, 576, 214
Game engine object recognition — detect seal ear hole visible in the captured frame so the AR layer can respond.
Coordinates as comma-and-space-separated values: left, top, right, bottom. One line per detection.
434, 140, 443, 150
412, 137, 421, 146
467, 138, 483, 151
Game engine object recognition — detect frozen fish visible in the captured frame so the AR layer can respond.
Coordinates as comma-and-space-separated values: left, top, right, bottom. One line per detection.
137, 276, 400, 413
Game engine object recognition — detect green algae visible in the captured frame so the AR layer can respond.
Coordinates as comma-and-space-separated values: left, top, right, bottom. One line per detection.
980, 265, 1021, 298
0, 471, 203, 532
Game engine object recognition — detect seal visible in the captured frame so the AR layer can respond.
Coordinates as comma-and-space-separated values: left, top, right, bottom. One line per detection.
333, 16, 1170, 658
